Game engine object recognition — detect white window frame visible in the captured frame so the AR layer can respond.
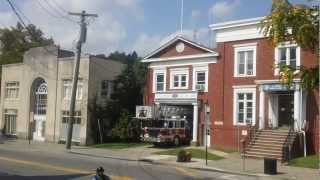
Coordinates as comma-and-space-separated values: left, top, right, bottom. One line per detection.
234, 44, 257, 77
63, 79, 83, 100
170, 68, 189, 90
192, 65, 208, 92
153, 69, 166, 93
4, 109, 17, 135
274, 43, 301, 75
5, 81, 19, 99
233, 88, 256, 126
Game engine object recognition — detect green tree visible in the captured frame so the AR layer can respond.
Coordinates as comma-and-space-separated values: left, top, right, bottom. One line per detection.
110, 52, 147, 114
260, 0, 319, 91
0, 23, 53, 65
95, 51, 146, 142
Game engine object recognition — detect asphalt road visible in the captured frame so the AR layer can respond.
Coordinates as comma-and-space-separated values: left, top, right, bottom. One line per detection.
0, 144, 258, 180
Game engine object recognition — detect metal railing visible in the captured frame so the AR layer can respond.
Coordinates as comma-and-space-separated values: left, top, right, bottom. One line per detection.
241, 122, 259, 157
282, 126, 295, 162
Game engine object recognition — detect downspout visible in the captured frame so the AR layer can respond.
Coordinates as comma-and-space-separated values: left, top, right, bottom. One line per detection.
222, 43, 225, 126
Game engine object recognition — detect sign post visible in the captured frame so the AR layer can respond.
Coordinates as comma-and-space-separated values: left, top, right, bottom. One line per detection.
204, 103, 210, 166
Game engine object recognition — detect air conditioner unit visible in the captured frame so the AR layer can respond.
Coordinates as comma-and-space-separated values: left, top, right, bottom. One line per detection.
195, 84, 205, 91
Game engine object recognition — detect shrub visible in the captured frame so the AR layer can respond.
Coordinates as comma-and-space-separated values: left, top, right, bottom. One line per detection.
177, 150, 192, 162
177, 150, 187, 162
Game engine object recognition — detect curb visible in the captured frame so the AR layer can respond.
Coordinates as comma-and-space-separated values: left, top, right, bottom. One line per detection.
68, 151, 139, 162
141, 158, 269, 177
68, 151, 269, 177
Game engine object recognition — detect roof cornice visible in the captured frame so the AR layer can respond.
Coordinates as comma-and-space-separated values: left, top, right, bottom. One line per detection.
210, 17, 265, 31
143, 36, 217, 60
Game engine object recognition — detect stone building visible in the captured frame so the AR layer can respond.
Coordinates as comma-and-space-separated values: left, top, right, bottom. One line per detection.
0, 46, 124, 145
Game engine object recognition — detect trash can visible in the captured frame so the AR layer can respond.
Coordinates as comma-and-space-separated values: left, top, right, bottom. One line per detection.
264, 158, 277, 175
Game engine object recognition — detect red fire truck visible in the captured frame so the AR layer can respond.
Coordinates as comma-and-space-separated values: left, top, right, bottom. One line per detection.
136, 106, 192, 146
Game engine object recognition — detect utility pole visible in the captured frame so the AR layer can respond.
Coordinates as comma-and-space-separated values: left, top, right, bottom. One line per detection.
66, 11, 98, 150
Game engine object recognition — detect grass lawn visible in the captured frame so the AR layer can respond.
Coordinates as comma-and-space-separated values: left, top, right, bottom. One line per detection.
154, 148, 224, 160
288, 155, 319, 169
92, 143, 150, 149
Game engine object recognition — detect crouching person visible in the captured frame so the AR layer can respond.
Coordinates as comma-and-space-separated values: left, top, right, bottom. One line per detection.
91, 167, 110, 180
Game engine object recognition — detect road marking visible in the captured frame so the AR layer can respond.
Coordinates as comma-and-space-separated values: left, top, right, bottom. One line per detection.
175, 166, 199, 178
111, 176, 133, 180
220, 174, 238, 180
0, 156, 133, 180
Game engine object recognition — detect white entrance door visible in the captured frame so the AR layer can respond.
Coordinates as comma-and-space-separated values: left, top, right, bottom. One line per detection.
33, 115, 45, 141
33, 82, 47, 142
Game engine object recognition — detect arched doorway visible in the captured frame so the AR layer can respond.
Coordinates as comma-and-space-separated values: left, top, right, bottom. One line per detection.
31, 78, 48, 141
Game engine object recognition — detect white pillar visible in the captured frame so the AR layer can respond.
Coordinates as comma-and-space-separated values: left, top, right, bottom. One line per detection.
259, 89, 265, 129
294, 87, 301, 131
192, 103, 198, 143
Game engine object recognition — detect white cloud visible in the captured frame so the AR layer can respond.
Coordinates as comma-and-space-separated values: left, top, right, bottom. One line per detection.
209, 0, 240, 22
131, 33, 163, 57
1, 0, 144, 55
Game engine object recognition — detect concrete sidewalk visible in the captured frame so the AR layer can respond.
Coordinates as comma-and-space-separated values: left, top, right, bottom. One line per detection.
1, 139, 319, 180
145, 151, 319, 180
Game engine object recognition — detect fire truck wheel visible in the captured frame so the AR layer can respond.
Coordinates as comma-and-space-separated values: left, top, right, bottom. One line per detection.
173, 136, 180, 146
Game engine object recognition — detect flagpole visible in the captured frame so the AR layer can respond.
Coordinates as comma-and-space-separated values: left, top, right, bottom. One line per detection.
180, 0, 184, 35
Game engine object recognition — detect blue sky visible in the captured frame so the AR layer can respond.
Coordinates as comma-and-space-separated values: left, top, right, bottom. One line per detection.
0, 0, 314, 56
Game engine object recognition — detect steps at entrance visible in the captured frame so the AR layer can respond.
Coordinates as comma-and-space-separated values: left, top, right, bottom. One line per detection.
244, 129, 296, 161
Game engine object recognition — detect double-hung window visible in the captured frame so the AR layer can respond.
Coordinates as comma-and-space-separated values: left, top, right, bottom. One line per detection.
170, 68, 189, 89
193, 66, 208, 92
63, 79, 83, 100
5, 82, 19, 99
196, 72, 206, 85
173, 74, 187, 88
275, 44, 300, 75
233, 88, 256, 125
4, 109, 17, 135
153, 69, 166, 92
234, 44, 256, 77
156, 73, 165, 91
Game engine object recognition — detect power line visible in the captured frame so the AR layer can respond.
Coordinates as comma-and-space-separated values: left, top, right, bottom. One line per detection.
9, 0, 32, 25
35, 0, 64, 19
6, 0, 59, 56
6, 0, 27, 27
42, 0, 77, 23
51, 0, 69, 13
34, 0, 76, 23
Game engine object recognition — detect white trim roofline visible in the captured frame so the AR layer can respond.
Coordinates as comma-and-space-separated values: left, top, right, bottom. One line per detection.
143, 35, 218, 60
141, 53, 217, 63
209, 17, 265, 31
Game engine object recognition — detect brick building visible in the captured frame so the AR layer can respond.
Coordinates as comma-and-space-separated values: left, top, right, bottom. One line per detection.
143, 17, 319, 158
